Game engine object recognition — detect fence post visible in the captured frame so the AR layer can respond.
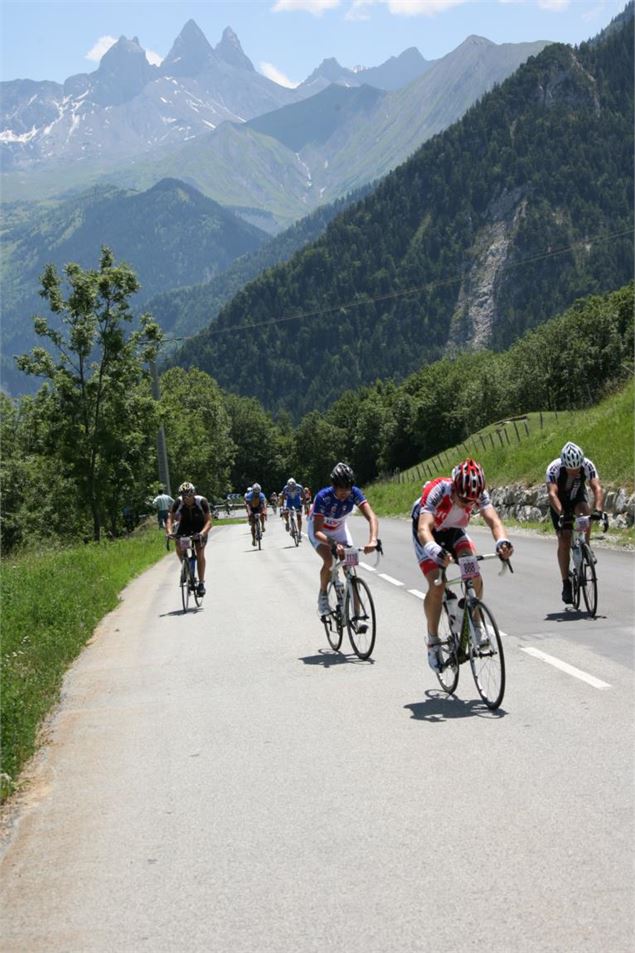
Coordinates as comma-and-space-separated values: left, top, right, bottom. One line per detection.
490, 433, 495, 449
497, 430, 504, 447
539, 411, 543, 429
524, 420, 530, 437
512, 420, 521, 443
505, 428, 511, 446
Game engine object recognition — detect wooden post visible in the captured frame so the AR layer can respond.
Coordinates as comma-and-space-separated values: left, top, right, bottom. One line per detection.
497, 430, 504, 447
512, 420, 521, 443
490, 433, 495, 449
524, 420, 530, 437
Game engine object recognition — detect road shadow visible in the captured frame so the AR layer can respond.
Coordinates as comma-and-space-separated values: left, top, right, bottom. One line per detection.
544, 609, 607, 623
299, 649, 373, 668
405, 689, 507, 722
158, 607, 204, 618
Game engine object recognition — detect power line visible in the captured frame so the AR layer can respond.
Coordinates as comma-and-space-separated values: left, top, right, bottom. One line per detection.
159, 225, 633, 349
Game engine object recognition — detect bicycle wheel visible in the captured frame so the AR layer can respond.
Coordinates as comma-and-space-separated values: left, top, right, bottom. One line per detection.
579, 543, 598, 617
323, 580, 344, 651
468, 601, 505, 710
435, 602, 460, 695
292, 518, 300, 547
345, 576, 376, 660
256, 523, 262, 551
180, 561, 190, 613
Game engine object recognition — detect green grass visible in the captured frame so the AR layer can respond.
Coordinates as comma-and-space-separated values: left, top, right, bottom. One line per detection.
367, 379, 634, 517
0, 526, 167, 800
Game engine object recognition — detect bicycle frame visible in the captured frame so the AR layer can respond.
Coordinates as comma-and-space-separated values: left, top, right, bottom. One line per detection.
564, 511, 607, 616
322, 541, 383, 660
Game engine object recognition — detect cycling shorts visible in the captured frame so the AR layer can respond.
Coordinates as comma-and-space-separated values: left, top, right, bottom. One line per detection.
550, 489, 589, 532
415, 527, 475, 576
308, 519, 353, 552
283, 498, 303, 511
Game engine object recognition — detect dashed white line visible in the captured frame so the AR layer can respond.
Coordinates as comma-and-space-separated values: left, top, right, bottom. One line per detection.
358, 562, 376, 572
408, 589, 426, 600
378, 573, 404, 587
521, 647, 611, 689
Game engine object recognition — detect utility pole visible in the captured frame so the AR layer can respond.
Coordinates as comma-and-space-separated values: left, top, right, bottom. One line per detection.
150, 360, 171, 496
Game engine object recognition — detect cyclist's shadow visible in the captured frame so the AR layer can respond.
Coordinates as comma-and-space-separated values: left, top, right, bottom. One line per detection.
405, 690, 507, 722
299, 649, 374, 668
544, 610, 607, 622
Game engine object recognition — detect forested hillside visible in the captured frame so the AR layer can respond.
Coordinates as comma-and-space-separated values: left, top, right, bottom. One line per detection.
172, 11, 633, 418
2, 179, 267, 393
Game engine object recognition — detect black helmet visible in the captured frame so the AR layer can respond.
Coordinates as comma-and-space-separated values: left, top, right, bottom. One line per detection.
330, 462, 355, 488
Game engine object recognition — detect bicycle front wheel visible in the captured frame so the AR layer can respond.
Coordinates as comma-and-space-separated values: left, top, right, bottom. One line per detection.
579, 543, 598, 617
436, 603, 459, 695
323, 581, 343, 651
180, 561, 190, 613
345, 576, 376, 660
468, 601, 505, 710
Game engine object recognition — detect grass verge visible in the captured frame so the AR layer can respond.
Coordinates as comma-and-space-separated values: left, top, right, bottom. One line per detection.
1, 526, 166, 801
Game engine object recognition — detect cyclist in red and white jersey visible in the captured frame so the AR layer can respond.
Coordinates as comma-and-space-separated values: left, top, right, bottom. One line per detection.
412, 459, 513, 672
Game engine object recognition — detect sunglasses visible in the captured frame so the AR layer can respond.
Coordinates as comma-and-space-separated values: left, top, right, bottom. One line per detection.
457, 494, 476, 505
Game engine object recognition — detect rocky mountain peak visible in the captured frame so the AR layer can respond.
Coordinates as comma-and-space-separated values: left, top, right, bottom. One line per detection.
161, 19, 216, 77
215, 26, 255, 72
91, 35, 157, 105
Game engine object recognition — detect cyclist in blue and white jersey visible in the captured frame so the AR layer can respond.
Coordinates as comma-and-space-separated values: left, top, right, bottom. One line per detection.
244, 483, 267, 546
546, 441, 604, 604
281, 478, 304, 539
308, 462, 379, 617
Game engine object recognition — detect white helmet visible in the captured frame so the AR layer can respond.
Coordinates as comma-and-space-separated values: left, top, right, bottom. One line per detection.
561, 442, 584, 468
247, 486, 252, 493
287, 478, 296, 487
253, 482, 261, 493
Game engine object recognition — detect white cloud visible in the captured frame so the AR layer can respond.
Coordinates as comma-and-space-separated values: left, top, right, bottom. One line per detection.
146, 49, 163, 66
385, 0, 466, 14
537, 0, 571, 9
259, 61, 299, 86
85, 36, 118, 62
272, 0, 341, 14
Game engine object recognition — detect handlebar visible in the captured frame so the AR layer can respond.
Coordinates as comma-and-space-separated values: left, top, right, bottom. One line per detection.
559, 511, 609, 533
433, 550, 513, 586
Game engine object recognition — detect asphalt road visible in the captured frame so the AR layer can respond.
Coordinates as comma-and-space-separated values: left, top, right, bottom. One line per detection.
1, 514, 633, 953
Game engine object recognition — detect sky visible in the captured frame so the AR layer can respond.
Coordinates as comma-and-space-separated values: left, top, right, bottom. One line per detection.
0, 0, 627, 87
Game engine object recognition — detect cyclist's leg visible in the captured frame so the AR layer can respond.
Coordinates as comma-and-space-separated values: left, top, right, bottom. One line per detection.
551, 503, 574, 600
296, 502, 303, 533
308, 519, 335, 601
249, 512, 256, 544
283, 506, 290, 530
195, 536, 207, 585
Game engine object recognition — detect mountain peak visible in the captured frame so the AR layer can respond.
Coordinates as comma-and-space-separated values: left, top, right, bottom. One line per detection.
92, 35, 156, 105
161, 19, 216, 77
215, 26, 255, 71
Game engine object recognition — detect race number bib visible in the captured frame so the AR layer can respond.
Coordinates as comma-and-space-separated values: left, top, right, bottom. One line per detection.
575, 515, 590, 532
178, 537, 192, 552
459, 555, 480, 580
343, 547, 359, 568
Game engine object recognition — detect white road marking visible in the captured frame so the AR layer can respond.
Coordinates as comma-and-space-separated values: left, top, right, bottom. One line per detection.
408, 589, 426, 600
378, 573, 404, 587
521, 647, 611, 689
359, 562, 376, 572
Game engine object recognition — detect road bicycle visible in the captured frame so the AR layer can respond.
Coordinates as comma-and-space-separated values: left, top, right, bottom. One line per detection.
433, 553, 512, 710
168, 533, 203, 612
288, 508, 301, 547
321, 541, 383, 660
251, 513, 264, 550
563, 511, 608, 618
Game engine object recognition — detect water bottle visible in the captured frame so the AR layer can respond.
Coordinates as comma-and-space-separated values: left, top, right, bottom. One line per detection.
190, 555, 197, 581
571, 543, 582, 573
335, 579, 345, 606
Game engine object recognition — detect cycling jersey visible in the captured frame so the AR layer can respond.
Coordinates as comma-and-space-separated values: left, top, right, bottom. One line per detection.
412, 477, 492, 531
309, 485, 367, 531
546, 458, 597, 498
282, 487, 303, 510
245, 491, 266, 512
170, 495, 210, 536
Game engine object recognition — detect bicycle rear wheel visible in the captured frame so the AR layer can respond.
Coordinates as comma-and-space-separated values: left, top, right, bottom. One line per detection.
323, 581, 344, 651
292, 518, 300, 546
345, 576, 376, 660
468, 601, 505, 710
571, 565, 581, 610
579, 543, 598, 617
435, 603, 459, 695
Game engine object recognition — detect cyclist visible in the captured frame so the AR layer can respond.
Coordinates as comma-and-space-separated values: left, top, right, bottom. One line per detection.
245, 482, 267, 546
281, 478, 304, 539
166, 482, 212, 597
302, 485, 312, 516
546, 441, 604, 605
412, 459, 513, 672
308, 462, 379, 618
269, 491, 279, 515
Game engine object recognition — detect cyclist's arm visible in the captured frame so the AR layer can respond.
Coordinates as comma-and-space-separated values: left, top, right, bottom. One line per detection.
416, 509, 436, 546
589, 476, 604, 512
166, 508, 176, 535
200, 501, 212, 538
358, 500, 379, 552
312, 512, 331, 547
546, 482, 563, 515
481, 505, 513, 556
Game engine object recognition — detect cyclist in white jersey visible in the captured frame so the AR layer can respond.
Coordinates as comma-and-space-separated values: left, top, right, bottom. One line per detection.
545, 441, 603, 604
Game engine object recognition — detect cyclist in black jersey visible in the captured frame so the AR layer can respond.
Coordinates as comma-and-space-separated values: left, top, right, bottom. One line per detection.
546, 442, 604, 604
166, 482, 212, 597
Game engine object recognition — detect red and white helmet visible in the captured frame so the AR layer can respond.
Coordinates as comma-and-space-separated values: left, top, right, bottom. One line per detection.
451, 459, 486, 501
